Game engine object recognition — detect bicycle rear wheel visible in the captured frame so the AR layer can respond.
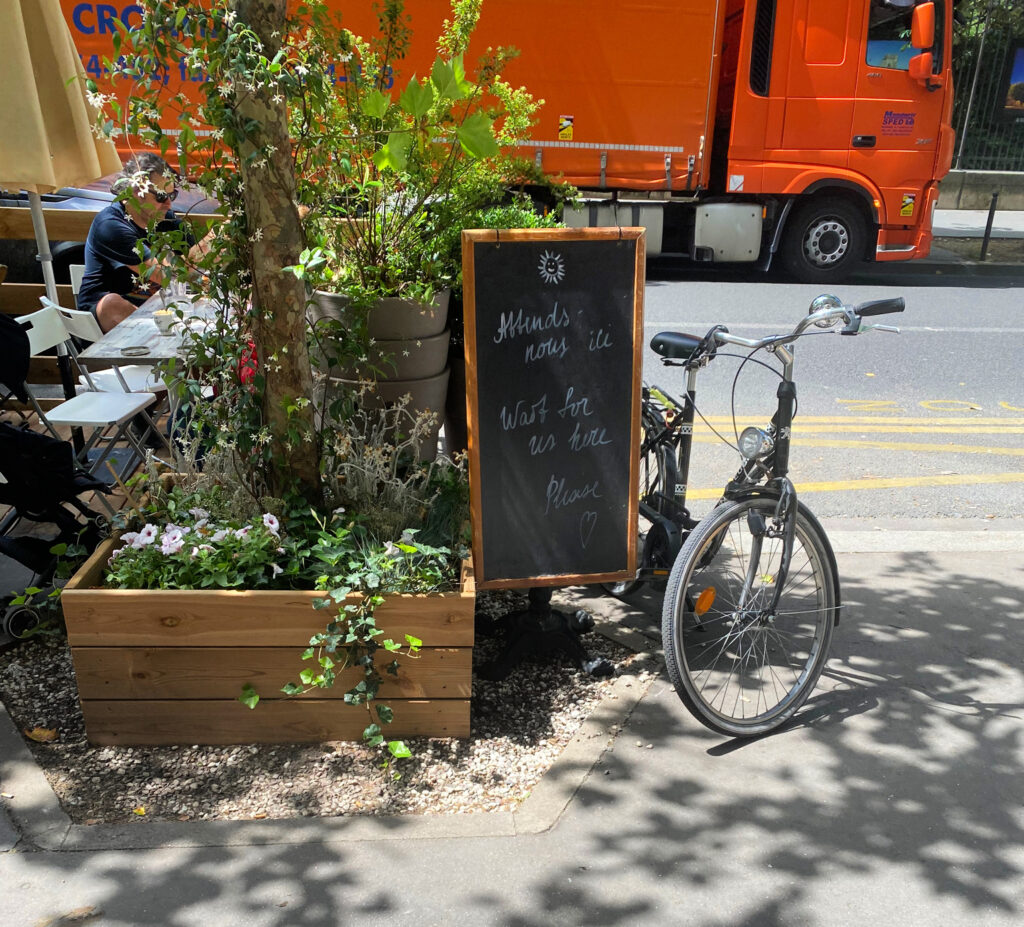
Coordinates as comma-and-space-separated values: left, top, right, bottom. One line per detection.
601, 404, 666, 598
661, 496, 838, 736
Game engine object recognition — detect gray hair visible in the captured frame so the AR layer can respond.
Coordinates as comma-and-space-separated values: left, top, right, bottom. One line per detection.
111, 153, 178, 197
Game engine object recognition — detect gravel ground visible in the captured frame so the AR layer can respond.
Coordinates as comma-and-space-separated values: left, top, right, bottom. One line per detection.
0, 590, 654, 825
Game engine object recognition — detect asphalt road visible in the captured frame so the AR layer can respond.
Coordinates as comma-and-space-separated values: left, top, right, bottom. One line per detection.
641, 268, 1024, 520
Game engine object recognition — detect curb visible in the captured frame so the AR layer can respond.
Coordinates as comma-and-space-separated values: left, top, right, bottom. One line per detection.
0, 657, 654, 852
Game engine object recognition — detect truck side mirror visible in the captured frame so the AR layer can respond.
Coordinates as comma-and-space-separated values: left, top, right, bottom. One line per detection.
911, 2, 936, 50
909, 51, 942, 91
909, 51, 933, 81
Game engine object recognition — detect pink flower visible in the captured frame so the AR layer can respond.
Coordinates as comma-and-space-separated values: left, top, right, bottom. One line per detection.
160, 529, 185, 555
210, 529, 230, 543
271, 563, 283, 577
120, 532, 139, 547
188, 507, 210, 520
262, 513, 280, 537
235, 526, 251, 539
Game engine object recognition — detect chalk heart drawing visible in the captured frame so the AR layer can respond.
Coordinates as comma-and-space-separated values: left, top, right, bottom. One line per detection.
579, 511, 598, 548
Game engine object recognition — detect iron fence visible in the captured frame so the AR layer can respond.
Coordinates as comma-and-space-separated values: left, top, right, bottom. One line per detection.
953, 0, 1024, 171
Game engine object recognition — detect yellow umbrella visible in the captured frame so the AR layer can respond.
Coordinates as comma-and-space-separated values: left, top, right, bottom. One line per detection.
0, 0, 121, 303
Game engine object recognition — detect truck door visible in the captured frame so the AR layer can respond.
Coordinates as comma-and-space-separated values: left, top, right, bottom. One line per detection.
781, 0, 858, 168
851, 0, 946, 229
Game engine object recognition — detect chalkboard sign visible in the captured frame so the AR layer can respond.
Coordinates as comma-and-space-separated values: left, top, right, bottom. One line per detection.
463, 228, 644, 589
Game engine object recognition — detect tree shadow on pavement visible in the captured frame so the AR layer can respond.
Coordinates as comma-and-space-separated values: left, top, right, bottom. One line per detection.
7, 550, 1022, 926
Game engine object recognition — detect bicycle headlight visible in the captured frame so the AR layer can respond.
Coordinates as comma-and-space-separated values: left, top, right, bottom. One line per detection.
738, 427, 772, 461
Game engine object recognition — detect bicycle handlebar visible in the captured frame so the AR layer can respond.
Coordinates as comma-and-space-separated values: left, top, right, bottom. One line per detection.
709, 296, 903, 352
652, 294, 904, 365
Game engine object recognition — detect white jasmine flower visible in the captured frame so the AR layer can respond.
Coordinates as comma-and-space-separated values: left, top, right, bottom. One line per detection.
250, 228, 264, 242
271, 564, 284, 577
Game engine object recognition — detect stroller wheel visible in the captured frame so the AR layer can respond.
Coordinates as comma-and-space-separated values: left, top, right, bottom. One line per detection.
3, 605, 41, 640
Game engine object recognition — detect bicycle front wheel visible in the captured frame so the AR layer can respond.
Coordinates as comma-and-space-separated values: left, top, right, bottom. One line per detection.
662, 496, 838, 736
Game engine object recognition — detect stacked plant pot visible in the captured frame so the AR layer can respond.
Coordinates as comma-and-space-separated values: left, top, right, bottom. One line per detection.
310, 290, 451, 460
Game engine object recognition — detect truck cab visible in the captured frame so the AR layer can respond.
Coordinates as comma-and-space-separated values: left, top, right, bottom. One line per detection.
718, 0, 954, 280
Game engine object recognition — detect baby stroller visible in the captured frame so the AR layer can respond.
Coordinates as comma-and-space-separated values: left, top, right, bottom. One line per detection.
0, 422, 110, 639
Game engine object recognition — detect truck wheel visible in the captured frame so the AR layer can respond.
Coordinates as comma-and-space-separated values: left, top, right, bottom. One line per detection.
780, 198, 867, 283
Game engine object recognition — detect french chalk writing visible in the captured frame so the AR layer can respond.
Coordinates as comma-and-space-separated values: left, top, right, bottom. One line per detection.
499, 394, 549, 431
528, 433, 557, 456
557, 386, 593, 419
568, 422, 612, 452
524, 336, 569, 363
544, 475, 603, 515
588, 328, 613, 351
494, 303, 570, 344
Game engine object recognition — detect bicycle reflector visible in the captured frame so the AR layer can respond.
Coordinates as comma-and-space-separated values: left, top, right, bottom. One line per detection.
738, 427, 772, 460
695, 586, 716, 616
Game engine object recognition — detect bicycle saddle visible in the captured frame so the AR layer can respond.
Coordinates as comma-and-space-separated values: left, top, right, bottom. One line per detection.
650, 331, 702, 360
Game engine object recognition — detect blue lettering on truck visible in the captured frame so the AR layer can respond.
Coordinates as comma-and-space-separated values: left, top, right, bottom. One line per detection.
881, 111, 916, 136
72, 4, 144, 35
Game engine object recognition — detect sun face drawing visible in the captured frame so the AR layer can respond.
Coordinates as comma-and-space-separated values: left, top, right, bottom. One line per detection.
538, 249, 566, 285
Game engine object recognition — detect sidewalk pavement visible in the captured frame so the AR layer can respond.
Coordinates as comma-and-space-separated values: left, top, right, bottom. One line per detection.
933, 208, 1024, 239
2, 519, 1023, 926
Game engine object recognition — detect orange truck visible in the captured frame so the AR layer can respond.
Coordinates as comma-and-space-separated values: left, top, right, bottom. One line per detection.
59, 0, 954, 282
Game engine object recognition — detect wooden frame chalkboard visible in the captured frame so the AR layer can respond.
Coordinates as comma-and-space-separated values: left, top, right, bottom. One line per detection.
462, 228, 644, 590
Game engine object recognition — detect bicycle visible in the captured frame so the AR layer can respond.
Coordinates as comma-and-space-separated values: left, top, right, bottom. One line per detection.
610, 293, 904, 736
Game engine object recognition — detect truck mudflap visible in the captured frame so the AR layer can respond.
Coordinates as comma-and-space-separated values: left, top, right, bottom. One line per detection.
875, 185, 940, 262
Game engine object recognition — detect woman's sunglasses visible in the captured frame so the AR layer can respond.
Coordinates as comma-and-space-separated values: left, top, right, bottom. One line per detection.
152, 187, 179, 204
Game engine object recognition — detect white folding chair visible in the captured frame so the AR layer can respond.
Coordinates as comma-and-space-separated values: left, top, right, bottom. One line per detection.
16, 306, 169, 487
40, 297, 167, 396
69, 264, 87, 308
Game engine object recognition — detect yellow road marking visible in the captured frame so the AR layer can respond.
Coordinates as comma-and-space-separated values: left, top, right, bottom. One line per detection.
694, 425, 1024, 435
684, 471, 1024, 500
696, 416, 1024, 426
688, 436, 1024, 455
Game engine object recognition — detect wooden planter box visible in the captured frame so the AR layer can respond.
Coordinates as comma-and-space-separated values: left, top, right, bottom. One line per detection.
61, 538, 475, 746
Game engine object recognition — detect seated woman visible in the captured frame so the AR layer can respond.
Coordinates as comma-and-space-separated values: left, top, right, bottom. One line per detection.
76, 153, 210, 333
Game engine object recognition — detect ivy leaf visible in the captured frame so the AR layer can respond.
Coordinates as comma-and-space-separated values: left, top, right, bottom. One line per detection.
299, 668, 315, 685
430, 57, 464, 100
372, 131, 412, 171
376, 704, 394, 724
382, 639, 400, 652
405, 634, 423, 650
280, 682, 302, 696
399, 76, 433, 118
239, 684, 260, 710
456, 113, 499, 159
360, 88, 390, 119
388, 740, 412, 759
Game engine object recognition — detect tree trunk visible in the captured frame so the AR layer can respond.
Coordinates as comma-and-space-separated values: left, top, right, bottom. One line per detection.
233, 0, 321, 503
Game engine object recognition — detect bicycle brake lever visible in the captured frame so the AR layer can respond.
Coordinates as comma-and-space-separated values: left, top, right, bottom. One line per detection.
866, 323, 901, 334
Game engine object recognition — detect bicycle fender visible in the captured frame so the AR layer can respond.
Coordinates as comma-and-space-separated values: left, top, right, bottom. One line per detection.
720, 487, 843, 625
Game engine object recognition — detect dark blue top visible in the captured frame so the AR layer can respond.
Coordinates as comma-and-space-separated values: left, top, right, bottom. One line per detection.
76, 202, 193, 315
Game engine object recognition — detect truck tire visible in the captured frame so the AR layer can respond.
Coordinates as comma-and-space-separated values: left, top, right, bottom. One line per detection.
779, 197, 867, 283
